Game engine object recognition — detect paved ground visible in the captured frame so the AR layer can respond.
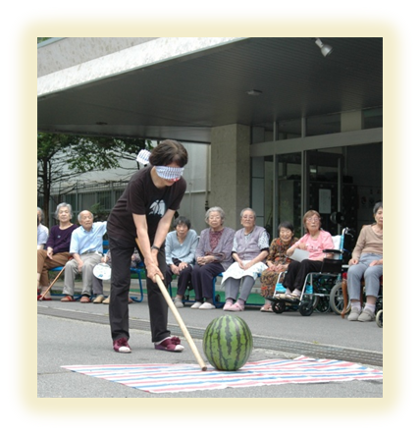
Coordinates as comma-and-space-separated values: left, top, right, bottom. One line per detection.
36, 280, 384, 399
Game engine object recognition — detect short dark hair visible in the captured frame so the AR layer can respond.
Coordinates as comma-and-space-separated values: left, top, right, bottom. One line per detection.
174, 216, 191, 229
278, 221, 294, 233
149, 139, 188, 167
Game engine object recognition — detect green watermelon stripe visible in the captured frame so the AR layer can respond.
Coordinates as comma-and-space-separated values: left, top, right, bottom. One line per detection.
203, 315, 253, 371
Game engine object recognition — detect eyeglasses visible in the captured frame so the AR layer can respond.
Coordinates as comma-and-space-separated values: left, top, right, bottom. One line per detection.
306, 217, 320, 222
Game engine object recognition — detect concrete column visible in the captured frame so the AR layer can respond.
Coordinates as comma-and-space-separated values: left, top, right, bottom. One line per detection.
341, 110, 364, 132
209, 124, 251, 229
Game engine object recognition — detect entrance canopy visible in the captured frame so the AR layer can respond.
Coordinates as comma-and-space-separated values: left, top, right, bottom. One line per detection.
37, 37, 383, 143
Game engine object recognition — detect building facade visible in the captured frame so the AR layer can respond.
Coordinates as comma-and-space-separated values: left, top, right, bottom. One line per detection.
38, 37, 383, 237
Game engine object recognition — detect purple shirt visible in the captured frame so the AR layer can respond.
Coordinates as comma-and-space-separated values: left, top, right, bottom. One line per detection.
46, 224, 78, 254
195, 227, 235, 271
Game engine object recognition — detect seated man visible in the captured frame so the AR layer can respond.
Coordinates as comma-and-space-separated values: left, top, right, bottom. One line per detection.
93, 249, 138, 304
61, 210, 107, 303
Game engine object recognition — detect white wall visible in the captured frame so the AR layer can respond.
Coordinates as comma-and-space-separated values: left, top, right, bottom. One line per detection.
176, 142, 209, 233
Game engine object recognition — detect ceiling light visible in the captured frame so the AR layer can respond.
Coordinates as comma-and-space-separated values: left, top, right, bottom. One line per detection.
315, 38, 333, 57
247, 89, 262, 96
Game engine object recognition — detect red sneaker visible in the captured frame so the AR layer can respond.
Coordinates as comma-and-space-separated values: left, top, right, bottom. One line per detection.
113, 337, 131, 353
154, 336, 184, 352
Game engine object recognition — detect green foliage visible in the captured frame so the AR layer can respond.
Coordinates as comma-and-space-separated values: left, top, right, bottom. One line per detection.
38, 133, 146, 171
90, 202, 109, 222
37, 132, 151, 225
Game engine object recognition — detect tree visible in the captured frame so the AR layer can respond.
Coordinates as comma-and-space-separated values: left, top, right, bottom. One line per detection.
37, 132, 150, 226
37, 38, 51, 44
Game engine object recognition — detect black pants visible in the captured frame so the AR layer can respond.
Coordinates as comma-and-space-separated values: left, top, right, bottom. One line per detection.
282, 259, 323, 291
191, 262, 224, 301
165, 258, 193, 297
108, 236, 170, 343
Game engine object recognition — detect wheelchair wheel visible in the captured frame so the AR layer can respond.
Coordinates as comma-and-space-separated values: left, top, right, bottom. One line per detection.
329, 282, 351, 315
376, 309, 383, 328
314, 296, 330, 313
299, 294, 315, 316
272, 300, 286, 314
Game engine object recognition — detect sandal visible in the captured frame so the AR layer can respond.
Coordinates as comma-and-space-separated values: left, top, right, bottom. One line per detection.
60, 295, 75, 302
80, 295, 91, 303
260, 304, 273, 312
37, 294, 52, 301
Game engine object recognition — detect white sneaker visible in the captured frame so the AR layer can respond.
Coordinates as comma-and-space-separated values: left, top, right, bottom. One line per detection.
199, 301, 215, 310
174, 298, 184, 308
191, 301, 203, 309
347, 307, 361, 321
357, 309, 375, 322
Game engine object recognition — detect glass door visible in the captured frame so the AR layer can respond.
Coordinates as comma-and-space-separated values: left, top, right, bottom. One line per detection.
277, 152, 303, 237
251, 150, 345, 240
305, 150, 344, 236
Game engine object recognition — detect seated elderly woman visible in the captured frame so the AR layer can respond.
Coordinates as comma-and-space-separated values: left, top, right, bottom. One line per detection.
347, 201, 383, 322
259, 221, 298, 312
279, 210, 334, 301
165, 216, 199, 308
190, 206, 235, 310
221, 208, 270, 311
37, 203, 78, 300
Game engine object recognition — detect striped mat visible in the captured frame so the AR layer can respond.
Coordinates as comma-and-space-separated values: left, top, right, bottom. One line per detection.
62, 356, 382, 394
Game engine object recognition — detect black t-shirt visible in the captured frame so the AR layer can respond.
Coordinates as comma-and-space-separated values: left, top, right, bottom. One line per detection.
107, 166, 186, 242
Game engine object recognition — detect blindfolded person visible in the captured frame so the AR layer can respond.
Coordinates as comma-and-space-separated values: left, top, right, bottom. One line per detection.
106, 140, 188, 354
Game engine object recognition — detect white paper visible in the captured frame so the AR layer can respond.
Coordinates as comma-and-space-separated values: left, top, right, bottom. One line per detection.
290, 248, 310, 262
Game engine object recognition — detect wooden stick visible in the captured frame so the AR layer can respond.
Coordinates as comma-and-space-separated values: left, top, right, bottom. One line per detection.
155, 274, 207, 371
39, 265, 66, 300
340, 279, 348, 319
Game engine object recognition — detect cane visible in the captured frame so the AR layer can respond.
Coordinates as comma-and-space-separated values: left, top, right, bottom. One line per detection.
340, 278, 349, 319
135, 238, 206, 370
155, 274, 207, 371
38, 265, 66, 300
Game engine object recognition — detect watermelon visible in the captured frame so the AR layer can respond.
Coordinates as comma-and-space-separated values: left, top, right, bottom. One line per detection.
202, 315, 253, 371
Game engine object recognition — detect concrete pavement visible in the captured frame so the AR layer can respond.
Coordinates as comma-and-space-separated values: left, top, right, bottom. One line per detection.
37, 279, 383, 398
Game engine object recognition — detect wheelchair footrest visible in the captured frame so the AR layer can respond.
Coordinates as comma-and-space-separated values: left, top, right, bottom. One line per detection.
267, 295, 300, 305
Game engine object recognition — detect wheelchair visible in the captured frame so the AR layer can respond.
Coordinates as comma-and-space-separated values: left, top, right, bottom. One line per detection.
268, 227, 354, 316
329, 271, 383, 325
376, 308, 383, 328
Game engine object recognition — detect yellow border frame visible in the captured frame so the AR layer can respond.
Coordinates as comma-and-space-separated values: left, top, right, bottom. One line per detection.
6, 7, 413, 427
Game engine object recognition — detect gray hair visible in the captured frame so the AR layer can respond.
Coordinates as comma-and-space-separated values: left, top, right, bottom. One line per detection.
55, 202, 73, 219
77, 210, 93, 222
37, 207, 44, 221
373, 201, 383, 215
205, 206, 225, 224
240, 208, 256, 219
